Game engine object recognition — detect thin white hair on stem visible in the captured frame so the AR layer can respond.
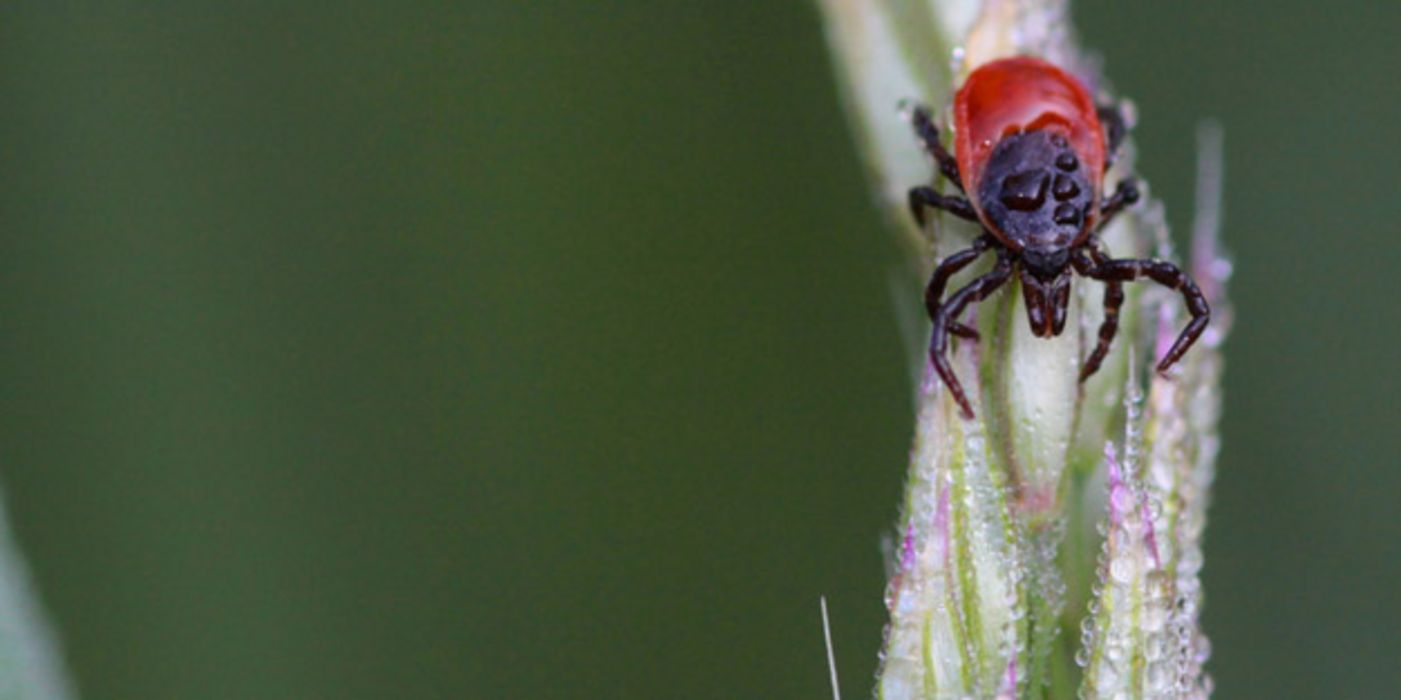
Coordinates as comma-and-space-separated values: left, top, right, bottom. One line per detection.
820, 596, 842, 700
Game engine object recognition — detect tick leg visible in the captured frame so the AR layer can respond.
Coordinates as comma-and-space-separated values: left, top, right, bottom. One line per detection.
929, 255, 1014, 418
1073, 248, 1125, 381
1079, 278, 1125, 381
925, 235, 994, 339
1083, 256, 1210, 374
1097, 103, 1130, 171
909, 186, 978, 227
1096, 178, 1140, 230
909, 104, 962, 188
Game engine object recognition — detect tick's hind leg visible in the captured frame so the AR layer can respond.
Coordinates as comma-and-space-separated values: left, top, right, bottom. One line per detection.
1083, 256, 1210, 374
907, 103, 962, 187
906, 103, 977, 230
929, 256, 1013, 418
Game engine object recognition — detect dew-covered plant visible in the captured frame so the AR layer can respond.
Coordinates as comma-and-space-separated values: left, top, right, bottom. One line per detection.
815, 0, 1230, 697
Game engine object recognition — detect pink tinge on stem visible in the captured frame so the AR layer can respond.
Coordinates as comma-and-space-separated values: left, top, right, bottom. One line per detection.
920, 361, 938, 397
1014, 483, 1058, 517
1153, 302, 1177, 367
1140, 501, 1162, 570
933, 483, 952, 566
900, 522, 917, 573
1104, 442, 1129, 528
885, 523, 918, 612
996, 656, 1018, 699
1105, 441, 1162, 568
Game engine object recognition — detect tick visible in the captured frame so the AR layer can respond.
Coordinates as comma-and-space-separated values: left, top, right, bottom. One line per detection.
907, 56, 1209, 419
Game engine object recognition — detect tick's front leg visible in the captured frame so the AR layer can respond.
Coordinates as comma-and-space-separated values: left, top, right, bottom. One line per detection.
907, 103, 963, 188
1096, 179, 1140, 231
909, 187, 978, 227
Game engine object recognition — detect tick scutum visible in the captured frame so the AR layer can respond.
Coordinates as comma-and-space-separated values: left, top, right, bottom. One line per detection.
975, 130, 1095, 278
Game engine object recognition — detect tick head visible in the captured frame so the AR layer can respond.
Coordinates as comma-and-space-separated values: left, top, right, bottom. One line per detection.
1021, 246, 1069, 278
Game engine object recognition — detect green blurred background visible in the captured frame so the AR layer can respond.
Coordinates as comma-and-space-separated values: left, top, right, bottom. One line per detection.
0, 2, 1396, 698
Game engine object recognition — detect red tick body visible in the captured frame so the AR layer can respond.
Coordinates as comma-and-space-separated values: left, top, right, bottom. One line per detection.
955, 57, 1106, 232
905, 56, 1210, 419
